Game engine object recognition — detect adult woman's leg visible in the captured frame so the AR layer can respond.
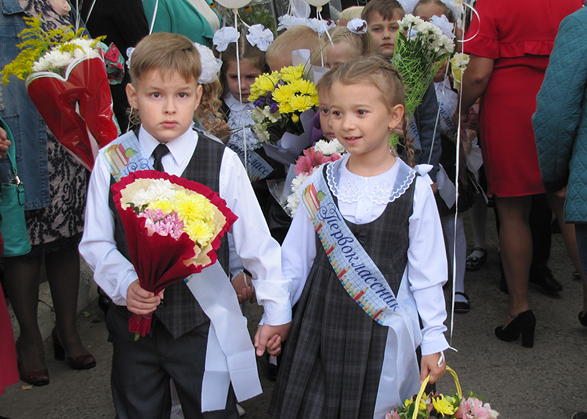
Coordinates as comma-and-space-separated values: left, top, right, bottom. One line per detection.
3, 254, 45, 372
494, 195, 533, 323
46, 247, 95, 365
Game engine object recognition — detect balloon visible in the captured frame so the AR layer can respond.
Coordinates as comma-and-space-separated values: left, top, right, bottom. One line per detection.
214, 0, 251, 9
303, 0, 330, 8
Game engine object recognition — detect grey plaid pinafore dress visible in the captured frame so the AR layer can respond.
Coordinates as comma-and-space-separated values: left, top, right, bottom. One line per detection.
270, 169, 417, 419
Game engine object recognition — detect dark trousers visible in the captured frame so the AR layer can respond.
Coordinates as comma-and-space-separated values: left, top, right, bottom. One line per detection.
107, 305, 239, 419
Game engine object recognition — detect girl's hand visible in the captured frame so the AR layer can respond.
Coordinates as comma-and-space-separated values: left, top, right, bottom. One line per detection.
254, 322, 291, 356
266, 334, 282, 358
420, 352, 446, 384
126, 280, 163, 315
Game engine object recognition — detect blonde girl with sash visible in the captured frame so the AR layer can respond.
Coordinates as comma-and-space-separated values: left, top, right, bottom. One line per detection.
270, 56, 449, 419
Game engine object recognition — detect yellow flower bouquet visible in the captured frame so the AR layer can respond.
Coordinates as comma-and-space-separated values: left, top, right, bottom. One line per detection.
248, 65, 319, 165
111, 170, 238, 338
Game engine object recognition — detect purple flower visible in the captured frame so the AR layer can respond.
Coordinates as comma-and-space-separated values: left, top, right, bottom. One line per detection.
269, 102, 279, 113
254, 98, 264, 108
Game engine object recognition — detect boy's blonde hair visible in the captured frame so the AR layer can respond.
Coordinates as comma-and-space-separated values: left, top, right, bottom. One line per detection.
316, 55, 414, 165
361, 0, 405, 23
266, 26, 322, 69
129, 32, 202, 85
338, 6, 364, 25
321, 25, 373, 59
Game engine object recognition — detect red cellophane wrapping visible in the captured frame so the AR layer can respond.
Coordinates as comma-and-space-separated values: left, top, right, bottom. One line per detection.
26, 55, 119, 170
111, 170, 238, 337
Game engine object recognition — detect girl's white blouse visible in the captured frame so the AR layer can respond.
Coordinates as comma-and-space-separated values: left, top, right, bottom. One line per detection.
281, 154, 450, 355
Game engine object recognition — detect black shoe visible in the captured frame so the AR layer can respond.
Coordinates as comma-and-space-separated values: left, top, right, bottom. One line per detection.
529, 271, 563, 294
454, 292, 470, 314
579, 311, 587, 327
572, 412, 587, 419
495, 310, 536, 348
466, 247, 487, 271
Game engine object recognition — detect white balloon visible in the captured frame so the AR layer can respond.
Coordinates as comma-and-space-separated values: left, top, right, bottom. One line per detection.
214, 0, 251, 9
303, 0, 330, 8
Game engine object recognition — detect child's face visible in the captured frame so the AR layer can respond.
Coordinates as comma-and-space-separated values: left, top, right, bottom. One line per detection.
368, 11, 402, 60
329, 81, 403, 157
126, 69, 202, 143
325, 40, 360, 69
318, 91, 335, 141
415, 3, 445, 21
226, 58, 263, 103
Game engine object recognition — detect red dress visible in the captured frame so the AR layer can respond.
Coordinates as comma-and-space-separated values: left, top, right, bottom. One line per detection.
0, 233, 19, 394
465, 0, 583, 197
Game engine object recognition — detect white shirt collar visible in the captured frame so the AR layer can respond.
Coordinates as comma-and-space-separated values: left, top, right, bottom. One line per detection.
138, 124, 199, 169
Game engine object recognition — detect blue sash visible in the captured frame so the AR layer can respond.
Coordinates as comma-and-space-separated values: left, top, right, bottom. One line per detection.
300, 165, 415, 326
226, 144, 274, 182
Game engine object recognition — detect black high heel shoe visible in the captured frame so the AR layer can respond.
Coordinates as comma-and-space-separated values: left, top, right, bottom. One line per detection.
495, 310, 536, 348
52, 328, 96, 370
15, 338, 49, 386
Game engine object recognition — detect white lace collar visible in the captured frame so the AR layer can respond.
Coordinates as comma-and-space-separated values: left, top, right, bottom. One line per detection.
225, 93, 255, 113
325, 154, 416, 205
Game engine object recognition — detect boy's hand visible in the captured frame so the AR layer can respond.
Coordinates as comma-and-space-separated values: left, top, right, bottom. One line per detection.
420, 352, 446, 384
231, 271, 254, 303
266, 333, 282, 358
254, 322, 291, 356
126, 279, 163, 315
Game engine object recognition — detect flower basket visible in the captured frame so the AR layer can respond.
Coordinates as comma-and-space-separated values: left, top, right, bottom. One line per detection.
389, 366, 499, 419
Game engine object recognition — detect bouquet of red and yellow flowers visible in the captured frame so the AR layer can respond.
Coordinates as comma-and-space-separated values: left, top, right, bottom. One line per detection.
111, 171, 237, 337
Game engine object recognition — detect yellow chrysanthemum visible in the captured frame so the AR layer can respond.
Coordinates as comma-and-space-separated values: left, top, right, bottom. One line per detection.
184, 219, 215, 248
432, 396, 455, 416
291, 114, 300, 123
280, 65, 304, 83
290, 78, 314, 95
290, 95, 314, 113
148, 199, 173, 214
279, 102, 294, 114
272, 84, 294, 105
172, 192, 215, 225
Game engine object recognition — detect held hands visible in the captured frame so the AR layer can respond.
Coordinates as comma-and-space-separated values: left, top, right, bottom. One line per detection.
420, 352, 446, 385
254, 322, 291, 357
231, 271, 256, 303
126, 279, 164, 315
0, 127, 10, 159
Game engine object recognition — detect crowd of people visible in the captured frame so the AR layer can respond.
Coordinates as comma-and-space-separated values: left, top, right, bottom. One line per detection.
0, 0, 586, 418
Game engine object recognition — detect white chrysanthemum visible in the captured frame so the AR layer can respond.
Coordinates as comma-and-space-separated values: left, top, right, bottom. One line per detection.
131, 179, 177, 207
285, 192, 301, 217
314, 138, 345, 156
45, 49, 73, 68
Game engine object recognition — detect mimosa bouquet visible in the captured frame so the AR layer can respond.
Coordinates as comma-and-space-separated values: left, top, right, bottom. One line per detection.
1, 17, 118, 170
390, 14, 455, 148
249, 64, 319, 165
388, 367, 499, 419
285, 138, 346, 217
111, 171, 237, 338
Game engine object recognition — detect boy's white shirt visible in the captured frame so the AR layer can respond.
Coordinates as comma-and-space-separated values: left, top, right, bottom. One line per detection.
281, 154, 449, 355
79, 125, 291, 326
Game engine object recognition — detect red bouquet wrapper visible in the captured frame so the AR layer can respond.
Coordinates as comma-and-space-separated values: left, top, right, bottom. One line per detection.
26, 54, 119, 170
111, 170, 238, 337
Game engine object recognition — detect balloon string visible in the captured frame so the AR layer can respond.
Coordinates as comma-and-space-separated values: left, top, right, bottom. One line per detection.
233, 9, 248, 172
